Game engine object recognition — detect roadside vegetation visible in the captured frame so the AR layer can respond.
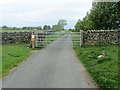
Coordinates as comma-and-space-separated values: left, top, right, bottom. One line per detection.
72, 2, 119, 88
1, 44, 34, 77
74, 45, 118, 88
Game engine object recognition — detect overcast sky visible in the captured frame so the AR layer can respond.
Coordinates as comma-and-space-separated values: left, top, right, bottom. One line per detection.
0, 0, 93, 29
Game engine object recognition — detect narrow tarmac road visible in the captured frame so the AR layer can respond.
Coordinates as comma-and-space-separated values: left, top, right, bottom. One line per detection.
2, 33, 97, 88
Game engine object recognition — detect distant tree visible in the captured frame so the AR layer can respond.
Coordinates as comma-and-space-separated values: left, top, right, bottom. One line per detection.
22, 27, 27, 30
43, 25, 51, 30
47, 25, 51, 30
43, 25, 48, 30
2, 25, 8, 29
13, 27, 17, 30
52, 25, 58, 31
36, 26, 42, 30
51, 19, 67, 31
57, 19, 67, 30
22, 27, 34, 30
39, 26, 42, 30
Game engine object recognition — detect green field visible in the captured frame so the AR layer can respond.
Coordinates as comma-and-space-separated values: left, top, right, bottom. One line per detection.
0, 28, 44, 32
74, 45, 118, 88
0, 30, 43, 32
1, 44, 34, 77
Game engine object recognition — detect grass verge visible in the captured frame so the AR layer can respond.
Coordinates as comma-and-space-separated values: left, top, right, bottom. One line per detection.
1, 44, 38, 78
74, 45, 118, 88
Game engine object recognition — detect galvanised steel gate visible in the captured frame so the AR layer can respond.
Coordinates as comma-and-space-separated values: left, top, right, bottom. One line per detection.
31, 32, 83, 48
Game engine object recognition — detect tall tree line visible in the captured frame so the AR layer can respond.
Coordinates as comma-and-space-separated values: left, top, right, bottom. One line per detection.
75, 2, 120, 31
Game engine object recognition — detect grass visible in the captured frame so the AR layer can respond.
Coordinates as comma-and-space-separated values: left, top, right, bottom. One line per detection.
71, 32, 119, 88
0, 29, 43, 32
1, 44, 36, 78
74, 45, 118, 88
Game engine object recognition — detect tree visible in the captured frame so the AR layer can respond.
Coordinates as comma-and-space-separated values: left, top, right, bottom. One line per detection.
43, 25, 51, 30
57, 19, 67, 30
75, 1, 120, 31
22, 27, 31, 30
22, 27, 27, 30
47, 25, 51, 30
36, 26, 42, 30
52, 19, 67, 31
52, 25, 58, 31
2, 25, 8, 29
13, 26, 17, 30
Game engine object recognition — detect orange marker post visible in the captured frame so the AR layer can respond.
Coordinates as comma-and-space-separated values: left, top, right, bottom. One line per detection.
31, 32, 35, 48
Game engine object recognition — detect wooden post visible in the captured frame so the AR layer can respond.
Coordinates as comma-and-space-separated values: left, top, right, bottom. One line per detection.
35, 32, 38, 47
46, 32, 48, 44
31, 32, 35, 48
80, 30, 83, 47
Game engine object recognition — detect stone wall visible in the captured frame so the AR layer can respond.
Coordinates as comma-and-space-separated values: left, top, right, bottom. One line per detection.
1, 32, 31, 44
1, 30, 119, 45
82, 30, 119, 45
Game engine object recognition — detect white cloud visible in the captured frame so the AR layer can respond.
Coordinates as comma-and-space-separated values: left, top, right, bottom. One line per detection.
0, 0, 92, 28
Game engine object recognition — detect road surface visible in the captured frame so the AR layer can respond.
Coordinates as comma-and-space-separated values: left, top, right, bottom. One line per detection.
2, 33, 97, 88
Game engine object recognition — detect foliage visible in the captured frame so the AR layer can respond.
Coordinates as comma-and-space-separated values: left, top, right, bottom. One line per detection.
43, 25, 51, 30
2, 25, 8, 29
22, 26, 42, 30
52, 25, 59, 31
52, 19, 67, 31
75, 2, 120, 31
57, 19, 67, 30
2, 19, 67, 31
1, 25, 43, 31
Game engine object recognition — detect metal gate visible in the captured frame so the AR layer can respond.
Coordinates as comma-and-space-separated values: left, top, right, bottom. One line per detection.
31, 32, 82, 48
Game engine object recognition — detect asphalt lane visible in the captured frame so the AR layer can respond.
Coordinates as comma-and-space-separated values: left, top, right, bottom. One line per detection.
2, 34, 97, 88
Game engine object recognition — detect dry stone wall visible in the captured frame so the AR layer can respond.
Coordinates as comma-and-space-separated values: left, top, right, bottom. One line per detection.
82, 30, 119, 45
1, 32, 31, 44
1, 32, 51, 45
1, 30, 119, 45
